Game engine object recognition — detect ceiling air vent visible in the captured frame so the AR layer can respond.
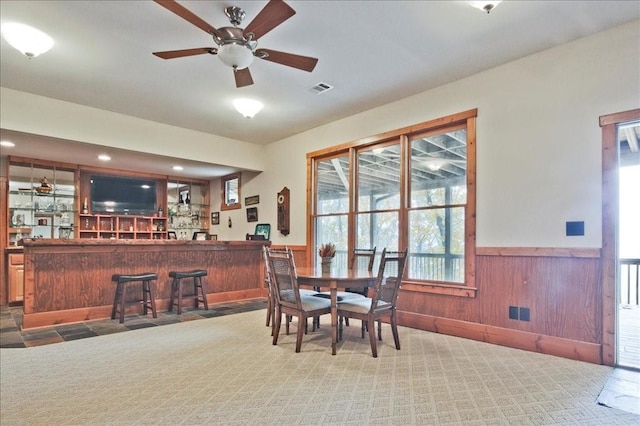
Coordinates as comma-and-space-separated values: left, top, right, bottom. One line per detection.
309, 82, 333, 94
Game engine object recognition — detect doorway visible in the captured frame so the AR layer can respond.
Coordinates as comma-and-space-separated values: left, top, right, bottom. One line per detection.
617, 120, 640, 369
600, 109, 640, 368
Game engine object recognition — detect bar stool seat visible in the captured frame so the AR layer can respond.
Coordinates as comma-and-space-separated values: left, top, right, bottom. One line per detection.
168, 270, 209, 314
111, 273, 158, 323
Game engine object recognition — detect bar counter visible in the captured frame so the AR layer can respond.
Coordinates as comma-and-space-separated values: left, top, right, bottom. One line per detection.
22, 239, 269, 329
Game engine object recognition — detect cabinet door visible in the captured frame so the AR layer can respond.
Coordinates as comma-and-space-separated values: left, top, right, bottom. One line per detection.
8, 255, 25, 302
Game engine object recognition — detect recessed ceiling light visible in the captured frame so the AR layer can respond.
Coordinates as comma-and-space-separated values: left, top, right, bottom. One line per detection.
173, 165, 184, 171
98, 154, 111, 161
0, 141, 16, 147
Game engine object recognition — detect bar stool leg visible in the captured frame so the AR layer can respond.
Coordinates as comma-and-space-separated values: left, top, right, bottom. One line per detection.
198, 276, 208, 310
119, 282, 127, 323
168, 277, 177, 312
177, 278, 183, 315
193, 277, 199, 309
146, 280, 157, 318
111, 282, 121, 320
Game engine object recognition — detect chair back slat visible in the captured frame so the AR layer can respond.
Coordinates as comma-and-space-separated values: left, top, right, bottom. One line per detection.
266, 247, 302, 310
350, 247, 377, 271
370, 249, 408, 311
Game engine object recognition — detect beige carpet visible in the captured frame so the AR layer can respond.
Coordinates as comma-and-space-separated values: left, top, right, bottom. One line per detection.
1, 310, 638, 425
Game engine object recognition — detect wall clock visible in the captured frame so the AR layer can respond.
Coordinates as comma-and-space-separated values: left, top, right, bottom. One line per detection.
277, 187, 290, 236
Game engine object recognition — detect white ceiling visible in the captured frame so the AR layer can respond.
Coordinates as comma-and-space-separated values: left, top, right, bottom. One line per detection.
1, 1, 638, 178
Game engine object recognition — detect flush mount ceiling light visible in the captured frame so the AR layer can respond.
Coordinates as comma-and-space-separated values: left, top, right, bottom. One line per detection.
233, 98, 263, 118
1, 141, 16, 148
468, 1, 502, 13
1, 22, 54, 58
172, 165, 184, 171
98, 154, 111, 161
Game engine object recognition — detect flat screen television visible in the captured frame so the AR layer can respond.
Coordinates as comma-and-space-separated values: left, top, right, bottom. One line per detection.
90, 175, 157, 215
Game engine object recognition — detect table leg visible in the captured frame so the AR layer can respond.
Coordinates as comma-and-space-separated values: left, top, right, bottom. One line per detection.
331, 282, 337, 355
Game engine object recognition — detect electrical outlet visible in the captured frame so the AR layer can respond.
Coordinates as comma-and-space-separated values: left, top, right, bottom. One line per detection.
509, 306, 519, 320
520, 307, 530, 321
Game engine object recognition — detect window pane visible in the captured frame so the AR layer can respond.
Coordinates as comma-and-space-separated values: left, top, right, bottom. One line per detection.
316, 155, 349, 214
225, 177, 238, 204
358, 144, 400, 211
408, 207, 464, 282
411, 129, 467, 208
315, 214, 348, 268
356, 211, 399, 253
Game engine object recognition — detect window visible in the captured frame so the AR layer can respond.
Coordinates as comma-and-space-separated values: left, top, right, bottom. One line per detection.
221, 173, 241, 211
308, 110, 477, 296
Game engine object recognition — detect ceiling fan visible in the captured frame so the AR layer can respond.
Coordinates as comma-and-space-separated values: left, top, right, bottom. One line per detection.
152, 0, 318, 88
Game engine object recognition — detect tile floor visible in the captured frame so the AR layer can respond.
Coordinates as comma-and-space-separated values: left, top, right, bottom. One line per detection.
0, 299, 267, 348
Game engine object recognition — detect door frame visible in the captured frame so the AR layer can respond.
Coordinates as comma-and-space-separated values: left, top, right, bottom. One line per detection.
600, 108, 640, 366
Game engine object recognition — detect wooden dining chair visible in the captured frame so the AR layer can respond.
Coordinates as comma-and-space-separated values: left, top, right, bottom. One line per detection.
266, 247, 331, 353
337, 248, 408, 357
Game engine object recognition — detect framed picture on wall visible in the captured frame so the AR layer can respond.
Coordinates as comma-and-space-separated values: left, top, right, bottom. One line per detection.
246, 207, 258, 222
211, 211, 220, 225
245, 195, 260, 205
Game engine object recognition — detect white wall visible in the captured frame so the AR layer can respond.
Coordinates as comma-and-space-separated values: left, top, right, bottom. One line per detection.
0, 87, 266, 173
261, 20, 640, 248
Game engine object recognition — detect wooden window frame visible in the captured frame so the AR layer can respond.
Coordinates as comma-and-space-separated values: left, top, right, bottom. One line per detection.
307, 109, 477, 298
220, 172, 241, 211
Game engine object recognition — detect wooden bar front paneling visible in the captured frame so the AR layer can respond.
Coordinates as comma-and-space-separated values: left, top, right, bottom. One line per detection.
22, 239, 268, 329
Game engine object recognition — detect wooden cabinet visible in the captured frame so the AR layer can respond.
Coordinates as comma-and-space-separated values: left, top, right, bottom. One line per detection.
78, 215, 168, 240
8, 253, 24, 302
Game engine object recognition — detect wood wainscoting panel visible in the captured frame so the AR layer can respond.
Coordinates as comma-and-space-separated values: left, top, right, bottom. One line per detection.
396, 247, 602, 363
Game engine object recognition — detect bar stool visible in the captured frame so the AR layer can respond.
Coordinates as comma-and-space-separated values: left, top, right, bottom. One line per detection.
168, 270, 209, 314
111, 273, 158, 323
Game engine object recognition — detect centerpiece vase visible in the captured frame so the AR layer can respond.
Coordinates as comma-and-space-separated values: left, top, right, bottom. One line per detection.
321, 257, 333, 273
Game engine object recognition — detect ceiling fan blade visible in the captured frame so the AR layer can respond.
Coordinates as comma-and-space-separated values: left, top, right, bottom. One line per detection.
154, 0, 220, 37
153, 47, 216, 59
234, 68, 254, 88
244, 0, 295, 40
255, 49, 318, 72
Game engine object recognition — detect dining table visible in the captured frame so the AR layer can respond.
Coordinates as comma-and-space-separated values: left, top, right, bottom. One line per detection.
296, 265, 377, 355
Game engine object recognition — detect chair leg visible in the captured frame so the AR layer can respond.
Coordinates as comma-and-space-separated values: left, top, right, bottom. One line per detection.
295, 315, 305, 353
378, 319, 382, 341
367, 318, 377, 358
272, 307, 282, 345
266, 296, 272, 327
168, 278, 176, 312
391, 310, 400, 350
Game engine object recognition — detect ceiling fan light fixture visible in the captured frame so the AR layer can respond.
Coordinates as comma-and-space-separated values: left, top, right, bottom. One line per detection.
1, 22, 54, 58
233, 98, 263, 118
217, 43, 254, 70
468, 1, 502, 14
